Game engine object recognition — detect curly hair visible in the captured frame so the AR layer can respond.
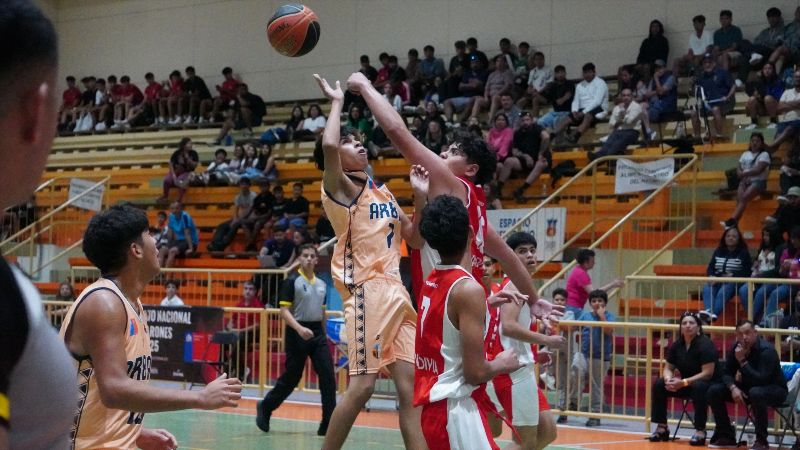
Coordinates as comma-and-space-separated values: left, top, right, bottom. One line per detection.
420, 195, 469, 259
83, 204, 150, 275
450, 131, 497, 186
313, 125, 360, 171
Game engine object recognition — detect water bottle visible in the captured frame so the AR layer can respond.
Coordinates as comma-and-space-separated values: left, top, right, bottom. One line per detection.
223, 133, 233, 146
183, 331, 193, 362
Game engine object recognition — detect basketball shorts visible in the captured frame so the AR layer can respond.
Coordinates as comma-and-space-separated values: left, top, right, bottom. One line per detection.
493, 367, 541, 426
421, 395, 500, 450
343, 277, 416, 375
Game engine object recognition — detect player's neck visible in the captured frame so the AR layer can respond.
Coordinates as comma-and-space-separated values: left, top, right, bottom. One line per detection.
299, 266, 316, 280
109, 268, 150, 304
439, 251, 468, 268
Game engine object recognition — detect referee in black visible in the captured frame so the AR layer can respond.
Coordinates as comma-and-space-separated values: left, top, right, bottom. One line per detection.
256, 243, 337, 436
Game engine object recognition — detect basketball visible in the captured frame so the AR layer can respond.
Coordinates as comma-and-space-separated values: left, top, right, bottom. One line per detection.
267, 4, 320, 57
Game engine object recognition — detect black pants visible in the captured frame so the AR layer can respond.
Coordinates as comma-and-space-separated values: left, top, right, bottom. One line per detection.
707, 382, 787, 443
209, 219, 242, 251
260, 322, 337, 423
651, 378, 712, 430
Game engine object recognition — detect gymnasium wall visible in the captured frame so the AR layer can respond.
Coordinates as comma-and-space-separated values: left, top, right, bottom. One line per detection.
39, 0, 800, 102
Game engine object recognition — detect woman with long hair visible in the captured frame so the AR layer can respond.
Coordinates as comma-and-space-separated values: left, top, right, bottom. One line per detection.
346, 104, 373, 144
739, 226, 783, 323
722, 133, 770, 228
745, 62, 783, 129
486, 112, 514, 161
699, 226, 751, 322
636, 19, 669, 67
159, 137, 198, 203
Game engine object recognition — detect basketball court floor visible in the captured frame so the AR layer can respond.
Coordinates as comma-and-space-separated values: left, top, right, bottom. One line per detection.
146, 398, 711, 450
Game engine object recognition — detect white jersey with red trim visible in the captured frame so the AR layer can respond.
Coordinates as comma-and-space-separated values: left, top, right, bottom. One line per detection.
413, 265, 481, 406
419, 177, 487, 284
496, 277, 536, 384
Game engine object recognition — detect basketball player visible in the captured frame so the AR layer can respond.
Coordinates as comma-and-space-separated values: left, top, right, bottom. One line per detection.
415, 194, 526, 449
0, 2, 75, 448
489, 232, 564, 450
312, 74, 428, 450
345, 72, 559, 323
60, 205, 242, 449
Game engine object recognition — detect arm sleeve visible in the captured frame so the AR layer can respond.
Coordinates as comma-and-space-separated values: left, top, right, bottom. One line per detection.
722, 344, 738, 387
707, 251, 718, 276
739, 347, 780, 385
278, 276, 295, 308
699, 337, 719, 365
665, 341, 677, 366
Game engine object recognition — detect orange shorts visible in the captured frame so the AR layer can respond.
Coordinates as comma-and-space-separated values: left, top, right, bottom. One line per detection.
343, 277, 416, 375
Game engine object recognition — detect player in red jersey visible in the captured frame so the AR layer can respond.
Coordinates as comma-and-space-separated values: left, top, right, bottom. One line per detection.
59, 75, 81, 130
346, 71, 558, 323
212, 66, 240, 121
415, 194, 525, 450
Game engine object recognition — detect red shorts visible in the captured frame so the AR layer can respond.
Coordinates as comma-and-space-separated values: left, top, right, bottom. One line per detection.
539, 385, 551, 411
421, 395, 500, 450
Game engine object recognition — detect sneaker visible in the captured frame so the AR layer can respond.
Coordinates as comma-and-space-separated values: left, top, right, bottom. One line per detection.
556, 415, 568, 424
169, 116, 180, 125
675, 122, 686, 138
778, 195, 790, 205
749, 53, 763, 65
734, 79, 744, 89
540, 372, 556, 390
721, 218, 737, 229
317, 421, 329, 436
513, 187, 525, 203
585, 418, 601, 427
749, 440, 769, 450
197, 117, 206, 124
95, 122, 107, 131
767, 122, 777, 129
764, 215, 777, 224
744, 123, 757, 130
697, 309, 717, 323
708, 436, 739, 448
255, 400, 271, 433
183, 116, 194, 124
598, 134, 609, 143
648, 129, 658, 141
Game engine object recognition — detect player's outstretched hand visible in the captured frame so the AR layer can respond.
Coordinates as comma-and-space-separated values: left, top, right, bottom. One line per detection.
313, 74, 343, 102
136, 428, 178, 450
495, 348, 524, 374
487, 290, 527, 307
544, 334, 567, 350
200, 373, 243, 409
410, 165, 430, 199
346, 72, 371, 95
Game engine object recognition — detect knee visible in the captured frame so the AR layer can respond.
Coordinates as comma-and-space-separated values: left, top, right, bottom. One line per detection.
705, 383, 725, 402
653, 377, 667, 393
350, 381, 376, 402
168, 247, 179, 256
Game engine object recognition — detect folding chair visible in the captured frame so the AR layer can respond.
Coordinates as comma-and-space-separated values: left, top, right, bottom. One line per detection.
187, 330, 239, 389
672, 398, 694, 441
736, 362, 800, 448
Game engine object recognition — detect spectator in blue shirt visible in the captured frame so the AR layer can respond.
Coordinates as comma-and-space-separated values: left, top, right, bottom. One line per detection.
258, 223, 295, 268
745, 62, 784, 129
419, 45, 446, 85
159, 201, 198, 268
577, 290, 615, 427
690, 54, 735, 140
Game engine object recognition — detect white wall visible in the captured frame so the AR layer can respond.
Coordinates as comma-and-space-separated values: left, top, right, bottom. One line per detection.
47, 0, 800, 102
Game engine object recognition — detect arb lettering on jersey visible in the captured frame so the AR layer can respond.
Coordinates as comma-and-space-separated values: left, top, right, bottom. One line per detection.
415, 354, 440, 374
126, 355, 152, 382
369, 201, 398, 220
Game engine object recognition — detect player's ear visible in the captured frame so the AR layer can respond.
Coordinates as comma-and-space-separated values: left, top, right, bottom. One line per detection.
130, 240, 144, 261
464, 162, 479, 179
20, 81, 57, 146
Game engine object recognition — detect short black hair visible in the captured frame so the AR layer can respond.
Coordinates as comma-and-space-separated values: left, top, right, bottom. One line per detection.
582, 62, 596, 72
588, 289, 608, 304
720, 9, 732, 18
297, 243, 318, 255
424, 45, 434, 52
506, 232, 537, 251
145, 72, 154, 80
185, 66, 195, 73
83, 204, 150, 275
408, 48, 418, 57
314, 125, 359, 171
735, 319, 756, 330
0, 0, 58, 107
692, 14, 706, 23
164, 279, 179, 289
170, 69, 181, 78
388, 55, 398, 63
360, 54, 370, 63
519, 42, 530, 49
95, 78, 106, 86
466, 37, 478, 46
767, 7, 782, 18
450, 131, 496, 185
120, 75, 130, 83
66, 75, 75, 82
553, 287, 568, 299
272, 222, 288, 233
156, 210, 167, 219
420, 195, 469, 259
238, 176, 251, 186
499, 37, 511, 45
214, 148, 227, 157
455, 40, 466, 49
107, 75, 117, 83
379, 52, 389, 60
292, 181, 303, 189
222, 66, 232, 75
533, 51, 545, 59
576, 248, 595, 264
554, 65, 566, 72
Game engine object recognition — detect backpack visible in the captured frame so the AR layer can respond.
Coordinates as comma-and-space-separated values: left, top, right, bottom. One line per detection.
549, 160, 578, 188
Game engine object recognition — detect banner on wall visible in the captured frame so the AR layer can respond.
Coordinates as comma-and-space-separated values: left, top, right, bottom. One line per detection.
142, 305, 225, 384
486, 207, 567, 262
614, 158, 674, 194
68, 178, 105, 211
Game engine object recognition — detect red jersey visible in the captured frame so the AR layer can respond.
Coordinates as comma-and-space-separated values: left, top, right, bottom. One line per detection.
413, 265, 480, 406
109, 84, 124, 101
229, 297, 265, 330
62, 87, 81, 109
145, 81, 162, 101
219, 78, 239, 101
120, 83, 144, 104
168, 79, 184, 96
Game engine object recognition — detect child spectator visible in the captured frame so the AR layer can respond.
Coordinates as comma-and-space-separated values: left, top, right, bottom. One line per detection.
739, 226, 783, 323
152, 210, 169, 248
110, 75, 143, 130
577, 289, 615, 427
164, 70, 187, 125
745, 62, 783, 129
141, 72, 165, 126
258, 223, 295, 268
59, 75, 82, 131
721, 133, 770, 228
212, 66, 240, 121
158, 201, 199, 268
550, 288, 576, 424
160, 280, 184, 306
698, 226, 751, 322
200, 148, 232, 186
277, 182, 309, 229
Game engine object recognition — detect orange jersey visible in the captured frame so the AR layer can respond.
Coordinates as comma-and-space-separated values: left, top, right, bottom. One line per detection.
321, 174, 403, 296
60, 278, 151, 450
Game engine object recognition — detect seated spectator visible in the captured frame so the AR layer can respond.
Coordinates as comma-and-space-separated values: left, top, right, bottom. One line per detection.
346, 104, 373, 145
494, 93, 521, 129
207, 177, 257, 252
778, 144, 800, 198
419, 100, 445, 135
784, 7, 800, 72
226, 144, 246, 182
211, 66, 240, 122
588, 88, 643, 161
405, 48, 422, 103
699, 226, 751, 322
55, 281, 75, 302
152, 210, 169, 248
517, 52, 554, 115
109, 75, 143, 130
554, 62, 608, 144
674, 15, 713, 76
87, 78, 108, 131
238, 143, 261, 180
164, 70, 187, 125
158, 201, 199, 268
385, 56, 407, 100
315, 210, 334, 243
420, 45, 447, 85
636, 20, 669, 69
422, 120, 446, 155
712, 10, 744, 73
183, 66, 212, 124
640, 60, 678, 137
285, 228, 313, 267
258, 223, 295, 268
160, 280, 184, 306
466, 37, 489, 69
344, 55, 375, 112
140, 72, 165, 126
441, 41, 470, 101
745, 62, 783, 129
769, 70, 800, 151
243, 179, 275, 251
442, 56, 487, 123
769, 226, 800, 314
293, 104, 326, 140
383, 83, 402, 112
486, 112, 514, 161
58, 75, 82, 132
469, 55, 514, 122
277, 182, 309, 229
749, 7, 790, 75
512, 41, 531, 78
270, 185, 288, 225
766, 186, 800, 237
496, 112, 550, 201
255, 143, 277, 183
739, 226, 783, 323
215, 83, 266, 142
537, 65, 575, 131
494, 37, 518, 69
196, 148, 233, 186
690, 54, 735, 140
780, 289, 800, 360
721, 133, 770, 228
373, 52, 391, 90
2, 195, 35, 240
647, 312, 718, 444
159, 137, 199, 203
615, 66, 639, 98
706, 320, 787, 450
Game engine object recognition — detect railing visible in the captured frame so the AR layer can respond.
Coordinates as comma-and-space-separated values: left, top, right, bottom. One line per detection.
1, 176, 110, 276
501, 154, 698, 298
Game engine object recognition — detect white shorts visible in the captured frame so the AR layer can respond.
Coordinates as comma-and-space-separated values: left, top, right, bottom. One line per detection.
421, 395, 500, 450
494, 368, 540, 426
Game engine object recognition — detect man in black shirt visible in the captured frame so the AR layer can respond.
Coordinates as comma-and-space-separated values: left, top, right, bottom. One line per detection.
214, 83, 266, 142
495, 112, 551, 202
707, 320, 787, 449
536, 66, 576, 132
183, 66, 212, 124
277, 182, 310, 228
243, 179, 275, 251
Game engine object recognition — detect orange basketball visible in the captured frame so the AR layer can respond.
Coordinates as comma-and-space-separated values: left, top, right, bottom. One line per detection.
267, 4, 320, 57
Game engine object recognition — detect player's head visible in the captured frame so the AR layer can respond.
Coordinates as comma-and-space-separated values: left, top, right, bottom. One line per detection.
314, 125, 367, 172
83, 204, 159, 279
588, 289, 608, 310
297, 243, 318, 272
439, 131, 496, 185
506, 232, 538, 272
482, 256, 496, 282
0, 0, 58, 210
420, 195, 470, 263
552, 288, 567, 306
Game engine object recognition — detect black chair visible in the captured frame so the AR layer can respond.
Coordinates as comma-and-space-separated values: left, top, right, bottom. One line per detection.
736, 362, 800, 448
187, 330, 239, 389
672, 398, 694, 441
653, 110, 688, 152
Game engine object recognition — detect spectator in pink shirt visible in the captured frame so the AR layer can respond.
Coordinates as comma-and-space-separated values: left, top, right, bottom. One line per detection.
486, 112, 513, 161
565, 249, 623, 317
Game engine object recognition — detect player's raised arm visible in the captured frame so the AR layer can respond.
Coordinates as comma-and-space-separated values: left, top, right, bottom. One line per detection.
401, 164, 429, 249
346, 72, 463, 196
313, 75, 348, 195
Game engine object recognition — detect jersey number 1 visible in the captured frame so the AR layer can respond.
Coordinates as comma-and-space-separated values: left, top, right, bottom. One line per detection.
386, 223, 395, 248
